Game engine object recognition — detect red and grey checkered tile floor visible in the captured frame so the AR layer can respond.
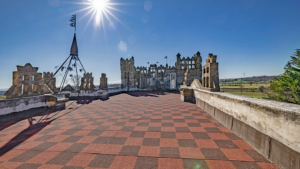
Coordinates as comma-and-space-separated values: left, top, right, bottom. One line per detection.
0, 92, 278, 169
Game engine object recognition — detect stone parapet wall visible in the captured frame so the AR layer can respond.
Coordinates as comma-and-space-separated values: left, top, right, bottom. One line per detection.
181, 87, 300, 169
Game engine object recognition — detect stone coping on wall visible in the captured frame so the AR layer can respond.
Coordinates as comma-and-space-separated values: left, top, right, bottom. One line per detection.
192, 88, 300, 152
193, 87, 300, 115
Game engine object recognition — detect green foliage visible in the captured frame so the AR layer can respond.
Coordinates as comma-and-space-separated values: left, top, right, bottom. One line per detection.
257, 86, 264, 93
268, 49, 300, 104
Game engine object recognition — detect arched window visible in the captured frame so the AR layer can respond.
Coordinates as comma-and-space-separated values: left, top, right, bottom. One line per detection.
207, 67, 209, 73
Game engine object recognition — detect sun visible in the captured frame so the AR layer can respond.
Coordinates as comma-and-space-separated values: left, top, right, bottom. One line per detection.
74, 0, 126, 29
92, 0, 108, 11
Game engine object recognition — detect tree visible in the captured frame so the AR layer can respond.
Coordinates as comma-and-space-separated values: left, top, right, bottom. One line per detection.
268, 49, 300, 104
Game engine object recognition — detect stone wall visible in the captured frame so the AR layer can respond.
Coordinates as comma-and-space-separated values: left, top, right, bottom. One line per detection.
0, 95, 57, 116
184, 88, 300, 169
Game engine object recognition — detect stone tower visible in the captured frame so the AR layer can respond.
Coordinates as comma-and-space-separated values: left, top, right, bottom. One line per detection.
99, 73, 108, 89
202, 54, 220, 92
4, 63, 43, 98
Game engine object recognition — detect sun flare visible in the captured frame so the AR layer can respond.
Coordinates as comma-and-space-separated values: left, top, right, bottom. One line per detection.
74, 0, 126, 29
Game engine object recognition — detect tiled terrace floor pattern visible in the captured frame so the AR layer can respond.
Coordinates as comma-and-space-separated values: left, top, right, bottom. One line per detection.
0, 92, 278, 169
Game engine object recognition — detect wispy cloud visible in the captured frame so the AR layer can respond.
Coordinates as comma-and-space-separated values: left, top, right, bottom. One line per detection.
118, 41, 127, 52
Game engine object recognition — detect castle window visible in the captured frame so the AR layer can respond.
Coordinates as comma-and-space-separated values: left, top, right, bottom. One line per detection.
192, 65, 195, 69
189, 65, 191, 69
207, 67, 209, 73
203, 69, 205, 73
192, 60, 195, 64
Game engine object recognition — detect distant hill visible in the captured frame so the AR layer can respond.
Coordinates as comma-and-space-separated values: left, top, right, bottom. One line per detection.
0, 91, 6, 96
220, 75, 280, 83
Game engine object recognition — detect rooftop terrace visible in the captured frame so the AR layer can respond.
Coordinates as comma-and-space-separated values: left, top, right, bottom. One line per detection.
0, 92, 277, 169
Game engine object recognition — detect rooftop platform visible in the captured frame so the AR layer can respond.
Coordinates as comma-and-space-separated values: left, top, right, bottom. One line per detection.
0, 92, 277, 169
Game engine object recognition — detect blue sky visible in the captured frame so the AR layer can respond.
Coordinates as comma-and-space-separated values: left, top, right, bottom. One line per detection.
0, 0, 300, 89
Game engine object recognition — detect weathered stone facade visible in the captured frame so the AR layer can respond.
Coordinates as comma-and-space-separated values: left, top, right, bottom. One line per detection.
80, 73, 95, 90
42, 72, 57, 93
120, 52, 202, 90
202, 54, 220, 92
5, 63, 43, 98
99, 73, 108, 89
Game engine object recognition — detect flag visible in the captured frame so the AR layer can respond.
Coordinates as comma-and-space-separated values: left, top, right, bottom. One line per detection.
70, 14, 76, 28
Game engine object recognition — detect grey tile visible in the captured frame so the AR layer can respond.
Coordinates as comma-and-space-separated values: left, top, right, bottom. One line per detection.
142, 138, 160, 146
93, 137, 112, 144
177, 139, 198, 147
192, 132, 211, 139
62, 136, 83, 143
183, 159, 208, 169
160, 147, 180, 158
130, 131, 146, 138
65, 143, 89, 152
134, 157, 158, 169
161, 132, 176, 138
88, 154, 116, 168
10, 150, 41, 162
47, 152, 77, 165
108, 137, 127, 145
15, 163, 41, 169
119, 145, 140, 156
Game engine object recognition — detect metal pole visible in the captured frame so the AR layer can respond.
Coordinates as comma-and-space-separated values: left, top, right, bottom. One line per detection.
60, 57, 73, 91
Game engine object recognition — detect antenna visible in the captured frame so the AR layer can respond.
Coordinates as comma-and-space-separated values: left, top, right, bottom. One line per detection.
164, 56, 167, 65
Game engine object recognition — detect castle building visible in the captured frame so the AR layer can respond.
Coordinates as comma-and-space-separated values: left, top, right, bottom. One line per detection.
120, 52, 202, 90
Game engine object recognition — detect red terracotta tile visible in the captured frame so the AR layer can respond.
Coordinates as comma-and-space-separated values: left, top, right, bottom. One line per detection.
27, 151, 60, 164
219, 127, 232, 133
124, 137, 143, 146
133, 126, 148, 131
100, 144, 122, 154
37, 164, 63, 169
100, 131, 118, 137
47, 135, 70, 142
110, 156, 137, 169
208, 133, 230, 140
257, 162, 279, 169
83, 125, 99, 130
66, 153, 97, 167
115, 131, 132, 137
221, 149, 254, 161
149, 123, 162, 127
195, 139, 219, 148
189, 127, 206, 132
0, 161, 23, 169
200, 123, 216, 127
0, 149, 26, 161
176, 133, 193, 139
15, 141, 43, 150
138, 146, 160, 157
232, 140, 254, 150
174, 123, 188, 127
144, 132, 161, 138
160, 138, 178, 147
73, 129, 92, 136
161, 127, 176, 132
47, 142, 73, 152
77, 136, 98, 143
108, 126, 123, 131
158, 158, 183, 169
161, 119, 173, 123
179, 147, 204, 159
206, 160, 236, 169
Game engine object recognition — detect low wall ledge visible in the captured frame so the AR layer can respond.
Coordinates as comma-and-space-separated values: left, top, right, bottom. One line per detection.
193, 88, 300, 116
